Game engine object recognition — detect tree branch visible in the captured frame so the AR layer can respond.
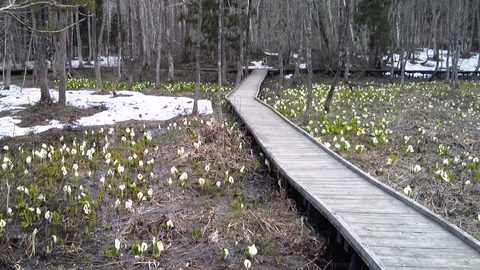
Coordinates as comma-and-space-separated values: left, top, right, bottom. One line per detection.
9, 12, 87, 34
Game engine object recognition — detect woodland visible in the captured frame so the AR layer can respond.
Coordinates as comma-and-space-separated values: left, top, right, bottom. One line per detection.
1, 0, 479, 101
0, 1, 480, 269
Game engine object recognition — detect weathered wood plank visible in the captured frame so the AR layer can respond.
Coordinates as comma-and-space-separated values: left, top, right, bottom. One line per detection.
381, 257, 480, 268
373, 245, 480, 258
227, 69, 480, 270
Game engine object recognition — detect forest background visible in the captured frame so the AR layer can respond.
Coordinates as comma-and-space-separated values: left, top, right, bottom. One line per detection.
1, 0, 479, 102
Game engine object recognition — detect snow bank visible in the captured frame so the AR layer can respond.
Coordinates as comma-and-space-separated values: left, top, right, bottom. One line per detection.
388, 48, 479, 72
0, 85, 213, 139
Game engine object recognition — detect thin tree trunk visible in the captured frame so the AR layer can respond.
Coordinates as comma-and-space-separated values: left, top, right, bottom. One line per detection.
57, 7, 68, 106
220, 0, 227, 84
278, 53, 284, 90
88, 14, 93, 61
235, 27, 246, 85
293, 30, 303, 85
35, 9, 52, 104
389, 50, 394, 83
168, 52, 175, 82
155, 0, 164, 87
5, 57, 12, 90
445, 48, 450, 82
155, 42, 162, 87
193, 0, 203, 114
126, 0, 134, 89
2, 18, 6, 86
344, 0, 353, 80
95, 3, 106, 93
113, 0, 122, 96
431, 1, 440, 60
92, 10, 100, 91
450, 43, 459, 96
476, 7, 480, 72
304, 0, 313, 120
75, 10, 84, 68
400, 49, 406, 90
4, 15, 12, 90
217, 0, 224, 121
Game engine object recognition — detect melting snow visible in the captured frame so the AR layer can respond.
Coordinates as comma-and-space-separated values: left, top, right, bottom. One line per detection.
0, 85, 213, 139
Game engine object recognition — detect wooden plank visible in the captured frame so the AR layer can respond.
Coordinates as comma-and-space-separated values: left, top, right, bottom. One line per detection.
333, 206, 416, 215
272, 152, 330, 158
381, 257, 480, 269
283, 165, 349, 173
308, 188, 385, 196
325, 198, 407, 208
342, 213, 431, 225
228, 70, 480, 270
350, 221, 441, 232
363, 236, 469, 249
373, 245, 480, 258
355, 230, 453, 240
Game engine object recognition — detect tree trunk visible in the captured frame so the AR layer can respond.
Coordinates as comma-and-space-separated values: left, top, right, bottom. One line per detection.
5, 56, 12, 90
168, 52, 175, 82
431, 1, 440, 60
155, 43, 162, 87
126, 0, 134, 89
235, 27, 246, 85
87, 15, 93, 61
344, 0, 354, 80
113, 0, 122, 96
57, 7, 68, 106
389, 50, 394, 83
476, 7, 480, 72
293, 30, 304, 86
278, 53, 284, 90
75, 10, 84, 68
95, 2, 106, 93
3, 15, 12, 90
400, 49, 406, 90
35, 9, 52, 104
92, 10, 100, 91
304, 0, 313, 121
445, 48, 450, 82
193, 0, 203, 115
217, 0, 224, 121
155, 0, 164, 87
450, 43, 459, 96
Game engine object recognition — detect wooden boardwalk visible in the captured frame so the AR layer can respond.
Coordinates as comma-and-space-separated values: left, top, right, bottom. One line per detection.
226, 69, 480, 269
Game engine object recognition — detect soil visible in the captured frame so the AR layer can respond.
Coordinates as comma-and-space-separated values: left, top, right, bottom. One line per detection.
15, 103, 107, 127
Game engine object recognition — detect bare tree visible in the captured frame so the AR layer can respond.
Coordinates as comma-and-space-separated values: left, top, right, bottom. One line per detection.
193, 0, 203, 114
235, 0, 250, 85
52, 2, 69, 105
3, 14, 13, 90
304, 0, 313, 120
94, 0, 107, 93
33, 7, 52, 104
74, 9, 84, 68
217, 0, 224, 120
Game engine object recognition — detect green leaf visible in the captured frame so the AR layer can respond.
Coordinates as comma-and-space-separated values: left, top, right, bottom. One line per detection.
103, 248, 117, 258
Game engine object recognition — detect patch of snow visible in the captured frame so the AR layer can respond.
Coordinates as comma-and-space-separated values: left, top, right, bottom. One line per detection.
285, 74, 293, 80
264, 51, 279, 56
248, 61, 273, 70
69, 56, 120, 68
0, 85, 213, 139
389, 48, 479, 72
299, 63, 307, 69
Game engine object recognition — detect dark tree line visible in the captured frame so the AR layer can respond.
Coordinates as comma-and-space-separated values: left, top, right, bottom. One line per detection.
1, 0, 479, 107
